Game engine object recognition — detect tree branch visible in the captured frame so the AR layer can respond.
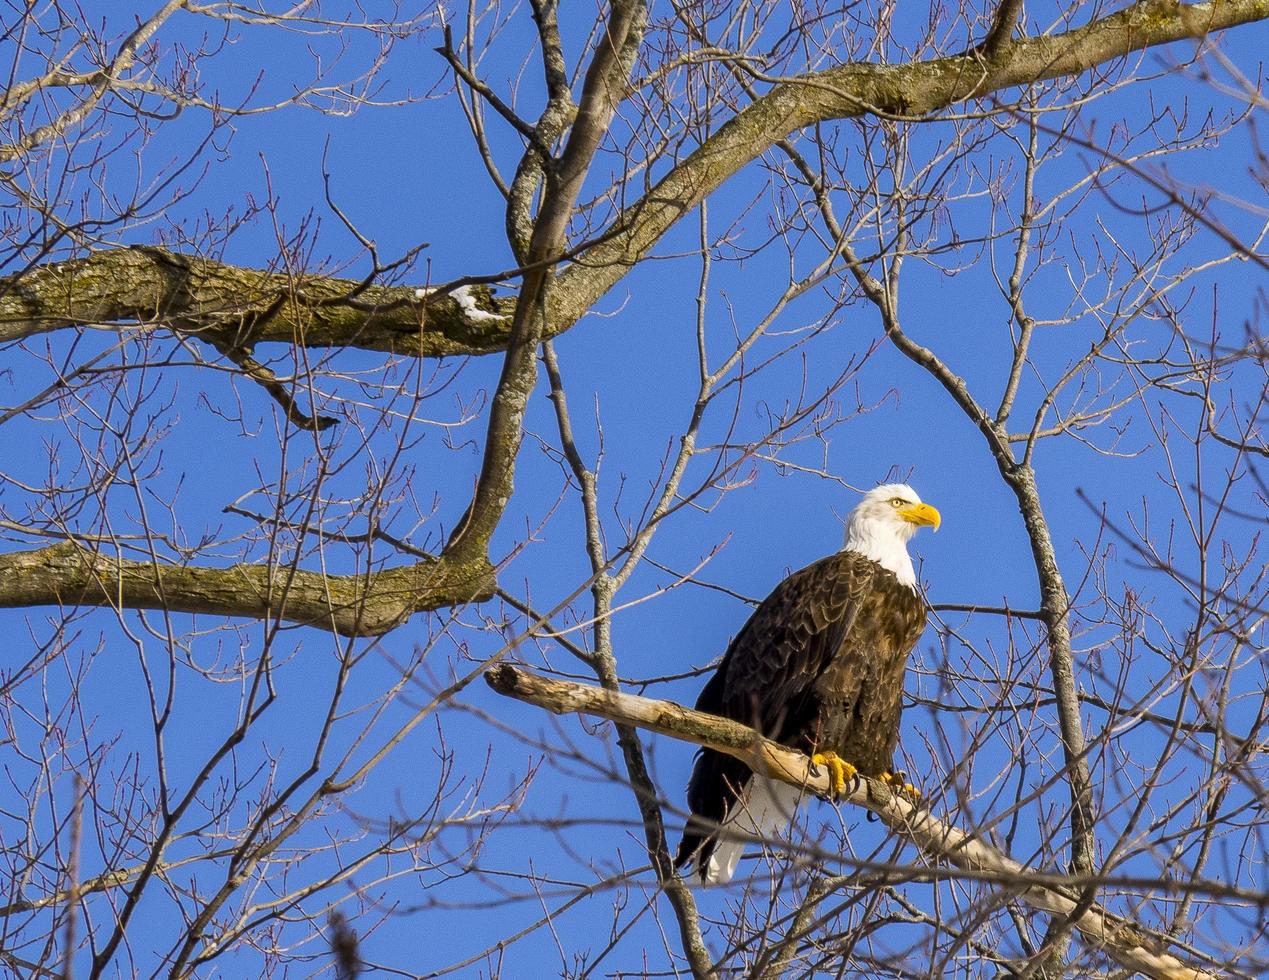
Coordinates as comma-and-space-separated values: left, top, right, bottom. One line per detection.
550, 0, 1268, 327
485, 665, 1223, 980
981, 0, 1026, 59
0, 247, 514, 356
445, 0, 646, 561
0, 540, 494, 636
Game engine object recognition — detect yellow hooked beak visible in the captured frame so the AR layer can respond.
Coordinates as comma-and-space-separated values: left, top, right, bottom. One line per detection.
899, 501, 941, 530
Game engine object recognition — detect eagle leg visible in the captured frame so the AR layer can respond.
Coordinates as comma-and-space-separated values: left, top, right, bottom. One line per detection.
881, 770, 921, 801
810, 751, 858, 798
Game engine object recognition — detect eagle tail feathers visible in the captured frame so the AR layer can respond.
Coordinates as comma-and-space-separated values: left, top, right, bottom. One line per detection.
678, 770, 802, 886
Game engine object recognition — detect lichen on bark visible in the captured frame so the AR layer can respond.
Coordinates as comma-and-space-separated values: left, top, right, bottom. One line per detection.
0, 540, 495, 637
0, 246, 517, 357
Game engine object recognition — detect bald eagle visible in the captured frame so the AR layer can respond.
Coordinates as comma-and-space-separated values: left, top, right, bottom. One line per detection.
675, 483, 940, 885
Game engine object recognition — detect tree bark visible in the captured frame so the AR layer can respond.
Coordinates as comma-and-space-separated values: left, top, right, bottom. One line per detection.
0, 246, 514, 356
549, 0, 1269, 329
0, 540, 494, 636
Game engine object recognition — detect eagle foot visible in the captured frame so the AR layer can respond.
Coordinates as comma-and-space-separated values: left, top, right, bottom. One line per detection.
810, 751, 858, 798
881, 770, 921, 801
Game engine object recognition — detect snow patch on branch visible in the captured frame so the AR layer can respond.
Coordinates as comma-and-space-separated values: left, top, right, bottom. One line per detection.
414, 284, 509, 324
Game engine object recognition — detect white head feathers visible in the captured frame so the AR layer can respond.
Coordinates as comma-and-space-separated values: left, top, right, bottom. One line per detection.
842, 483, 941, 589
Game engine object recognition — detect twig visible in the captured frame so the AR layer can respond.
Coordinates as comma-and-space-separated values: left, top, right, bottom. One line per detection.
60, 775, 84, 980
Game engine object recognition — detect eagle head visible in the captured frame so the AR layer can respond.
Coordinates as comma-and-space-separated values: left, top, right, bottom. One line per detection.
843, 483, 940, 588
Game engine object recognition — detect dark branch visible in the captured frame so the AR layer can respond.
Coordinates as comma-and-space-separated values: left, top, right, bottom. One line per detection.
981, 0, 1025, 59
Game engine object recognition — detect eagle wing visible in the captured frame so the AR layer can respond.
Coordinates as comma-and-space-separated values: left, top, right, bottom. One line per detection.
676, 552, 877, 875
695, 551, 876, 743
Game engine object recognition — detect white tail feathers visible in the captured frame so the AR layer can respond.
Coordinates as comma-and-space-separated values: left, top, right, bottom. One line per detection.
700, 777, 802, 885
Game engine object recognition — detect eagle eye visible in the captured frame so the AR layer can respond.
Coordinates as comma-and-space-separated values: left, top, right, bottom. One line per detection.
890, 497, 906, 507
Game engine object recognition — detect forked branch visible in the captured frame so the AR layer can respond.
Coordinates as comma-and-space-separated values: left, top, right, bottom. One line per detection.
486, 665, 1222, 980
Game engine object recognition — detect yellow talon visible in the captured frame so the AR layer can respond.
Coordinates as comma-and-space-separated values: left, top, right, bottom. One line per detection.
882, 771, 921, 800
811, 751, 857, 797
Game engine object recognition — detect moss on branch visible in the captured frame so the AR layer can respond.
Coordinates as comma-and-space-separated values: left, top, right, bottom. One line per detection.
0, 540, 495, 636
0, 246, 515, 357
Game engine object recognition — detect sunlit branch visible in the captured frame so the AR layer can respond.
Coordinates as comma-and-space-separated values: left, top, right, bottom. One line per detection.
0, 539, 494, 637
486, 665, 1225, 980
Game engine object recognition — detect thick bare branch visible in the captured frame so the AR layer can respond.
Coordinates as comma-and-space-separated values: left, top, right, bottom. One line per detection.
550, 0, 1268, 325
0, 540, 494, 636
446, 0, 647, 561
982, 0, 1026, 59
7, 4, 1264, 367
0, 247, 513, 356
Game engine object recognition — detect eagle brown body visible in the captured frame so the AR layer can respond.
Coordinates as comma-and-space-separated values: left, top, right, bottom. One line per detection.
675, 548, 928, 881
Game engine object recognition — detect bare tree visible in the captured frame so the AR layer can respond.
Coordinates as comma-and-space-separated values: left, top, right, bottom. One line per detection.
0, 1, 1265, 977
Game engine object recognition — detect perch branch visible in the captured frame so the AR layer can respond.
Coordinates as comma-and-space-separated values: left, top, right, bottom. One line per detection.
485, 665, 1221, 980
